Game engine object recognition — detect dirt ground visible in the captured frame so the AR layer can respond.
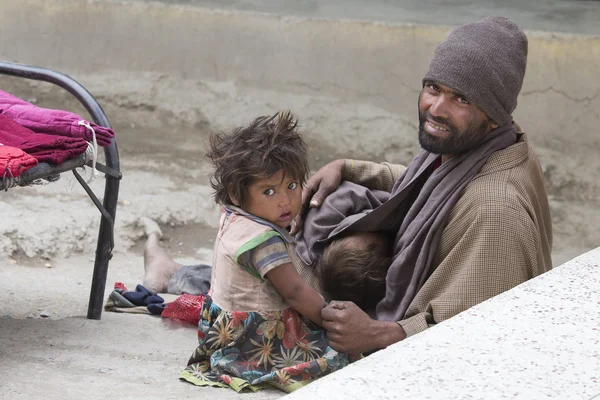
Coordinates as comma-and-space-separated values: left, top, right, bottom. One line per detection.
0, 73, 598, 399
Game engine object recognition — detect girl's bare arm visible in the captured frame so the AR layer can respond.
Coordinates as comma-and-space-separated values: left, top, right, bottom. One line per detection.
266, 263, 326, 326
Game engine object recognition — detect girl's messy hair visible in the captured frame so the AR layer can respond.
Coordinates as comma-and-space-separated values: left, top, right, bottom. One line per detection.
207, 110, 310, 207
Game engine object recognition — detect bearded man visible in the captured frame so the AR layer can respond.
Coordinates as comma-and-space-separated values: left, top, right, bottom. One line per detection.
296, 16, 553, 354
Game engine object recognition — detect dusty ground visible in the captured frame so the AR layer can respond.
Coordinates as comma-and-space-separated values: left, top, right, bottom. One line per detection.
0, 72, 598, 399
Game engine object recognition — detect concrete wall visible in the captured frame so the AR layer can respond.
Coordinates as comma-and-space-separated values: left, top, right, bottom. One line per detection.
1, 0, 599, 156
285, 246, 600, 400
0, 0, 598, 262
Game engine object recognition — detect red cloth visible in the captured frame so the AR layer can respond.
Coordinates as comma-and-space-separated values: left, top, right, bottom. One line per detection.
0, 144, 38, 177
0, 114, 88, 164
162, 294, 205, 326
0, 89, 114, 146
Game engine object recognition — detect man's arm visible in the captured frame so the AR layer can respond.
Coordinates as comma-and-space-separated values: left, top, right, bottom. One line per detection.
397, 202, 544, 338
321, 301, 406, 354
343, 160, 406, 192
321, 203, 545, 350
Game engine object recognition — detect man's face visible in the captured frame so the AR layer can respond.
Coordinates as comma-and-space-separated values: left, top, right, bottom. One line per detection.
418, 81, 498, 156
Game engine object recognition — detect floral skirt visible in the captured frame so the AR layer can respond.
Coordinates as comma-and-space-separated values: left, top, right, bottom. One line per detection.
180, 295, 350, 393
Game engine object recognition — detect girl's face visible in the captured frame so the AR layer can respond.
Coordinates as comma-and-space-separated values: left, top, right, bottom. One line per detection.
242, 170, 302, 229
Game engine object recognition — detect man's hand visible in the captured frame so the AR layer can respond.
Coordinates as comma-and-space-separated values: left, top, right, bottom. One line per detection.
321, 301, 407, 355
290, 159, 345, 235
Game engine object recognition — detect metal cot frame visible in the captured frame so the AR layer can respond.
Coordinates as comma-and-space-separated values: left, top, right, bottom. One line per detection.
0, 61, 121, 319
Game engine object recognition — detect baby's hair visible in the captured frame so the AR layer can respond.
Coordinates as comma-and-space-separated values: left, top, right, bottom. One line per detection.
319, 236, 391, 309
207, 111, 310, 207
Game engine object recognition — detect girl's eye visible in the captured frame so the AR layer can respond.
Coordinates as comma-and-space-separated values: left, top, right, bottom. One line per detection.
264, 188, 275, 196
288, 182, 298, 190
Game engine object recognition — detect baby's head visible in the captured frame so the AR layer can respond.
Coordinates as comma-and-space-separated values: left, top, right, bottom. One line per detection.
319, 232, 391, 309
207, 111, 309, 228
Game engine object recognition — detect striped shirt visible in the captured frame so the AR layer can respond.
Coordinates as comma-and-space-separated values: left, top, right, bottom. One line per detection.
238, 234, 291, 278
210, 206, 322, 312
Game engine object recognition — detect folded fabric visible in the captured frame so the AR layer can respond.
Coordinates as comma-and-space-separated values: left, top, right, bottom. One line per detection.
0, 89, 114, 146
147, 303, 169, 315
104, 289, 152, 315
105, 283, 193, 317
104, 283, 164, 315
0, 114, 88, 164
122, 284, 165, 306
0, 144, 38, 177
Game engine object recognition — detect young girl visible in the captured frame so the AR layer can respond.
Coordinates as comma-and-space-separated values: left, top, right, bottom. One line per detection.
180, 111, 349, 393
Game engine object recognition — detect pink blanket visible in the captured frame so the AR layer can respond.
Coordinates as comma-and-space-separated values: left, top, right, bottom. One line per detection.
0, 144, 38, 177
0, 114, 88, 164
0, 89, 114, 146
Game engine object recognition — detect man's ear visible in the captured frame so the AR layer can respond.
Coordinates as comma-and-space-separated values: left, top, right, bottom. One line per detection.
489, 118, 499, 130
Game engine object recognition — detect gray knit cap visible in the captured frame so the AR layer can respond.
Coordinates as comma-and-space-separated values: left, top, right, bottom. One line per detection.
423, 16, 528, 125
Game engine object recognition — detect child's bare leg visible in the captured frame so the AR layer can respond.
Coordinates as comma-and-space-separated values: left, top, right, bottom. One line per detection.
140, 217, 183, 293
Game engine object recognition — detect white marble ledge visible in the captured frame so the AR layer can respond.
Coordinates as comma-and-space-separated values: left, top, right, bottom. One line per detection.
285, 247, 600, 400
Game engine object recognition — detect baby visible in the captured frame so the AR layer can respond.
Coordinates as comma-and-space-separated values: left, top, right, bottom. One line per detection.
319, 231, 391, 310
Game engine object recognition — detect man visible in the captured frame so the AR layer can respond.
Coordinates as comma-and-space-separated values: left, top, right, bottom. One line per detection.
293, 16, 553, 354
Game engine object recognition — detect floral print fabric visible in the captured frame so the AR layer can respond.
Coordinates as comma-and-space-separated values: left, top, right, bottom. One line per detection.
180, 295, 350, 393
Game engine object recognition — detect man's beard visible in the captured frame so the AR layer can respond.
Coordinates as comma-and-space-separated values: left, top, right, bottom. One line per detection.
418, 111, 493, 155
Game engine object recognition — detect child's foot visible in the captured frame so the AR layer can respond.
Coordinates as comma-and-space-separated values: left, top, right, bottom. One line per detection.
140, 216, 163, 239
140, 217, 182, 293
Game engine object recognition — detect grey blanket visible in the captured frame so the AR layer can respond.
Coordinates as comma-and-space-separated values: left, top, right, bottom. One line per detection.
295, 181, 391, 267
167, 264, 212, 295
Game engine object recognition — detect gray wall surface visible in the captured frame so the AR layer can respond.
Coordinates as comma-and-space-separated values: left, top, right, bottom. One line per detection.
1, 0, 599, 261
